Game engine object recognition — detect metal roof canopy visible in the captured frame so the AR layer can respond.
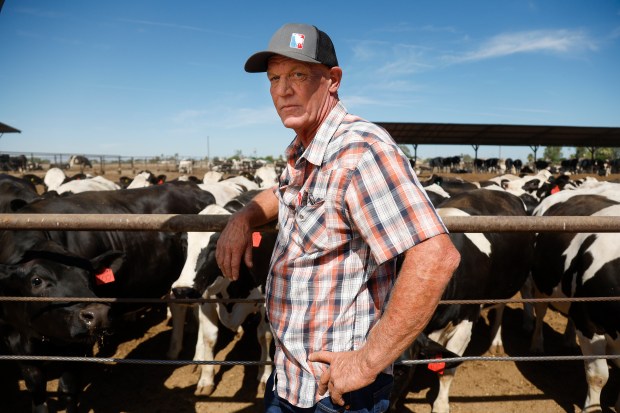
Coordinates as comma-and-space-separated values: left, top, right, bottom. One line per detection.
0, 122, 21, 135
376, 122, 620, 148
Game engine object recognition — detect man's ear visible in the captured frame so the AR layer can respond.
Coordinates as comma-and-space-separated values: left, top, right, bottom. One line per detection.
328, 67, 342, 92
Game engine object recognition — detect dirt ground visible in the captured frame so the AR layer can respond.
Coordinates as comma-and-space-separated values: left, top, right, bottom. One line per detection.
4, 303, 618, 412
2, 168, 620, 413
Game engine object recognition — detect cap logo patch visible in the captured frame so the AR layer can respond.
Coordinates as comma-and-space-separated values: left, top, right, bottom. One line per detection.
289, 33, 305, 49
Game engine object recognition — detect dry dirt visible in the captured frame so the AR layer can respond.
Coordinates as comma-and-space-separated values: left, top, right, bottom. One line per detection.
2, 169, 619, 413
4, 304, 619, 412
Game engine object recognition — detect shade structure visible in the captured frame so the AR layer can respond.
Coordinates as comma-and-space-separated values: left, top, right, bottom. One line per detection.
0, 122, 21, 134
375, 122, 620, 148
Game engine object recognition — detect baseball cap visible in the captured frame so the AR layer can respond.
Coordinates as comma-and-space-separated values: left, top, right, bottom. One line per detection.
244, 23, 339, 73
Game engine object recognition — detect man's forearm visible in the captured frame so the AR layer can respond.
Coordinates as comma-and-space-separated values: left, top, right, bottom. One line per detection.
235, 186, 279, 227
360, 233, 460, 376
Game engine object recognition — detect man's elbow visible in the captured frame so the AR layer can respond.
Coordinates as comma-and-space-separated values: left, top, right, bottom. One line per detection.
435, 237, 460, 281
444, 244, 461, 275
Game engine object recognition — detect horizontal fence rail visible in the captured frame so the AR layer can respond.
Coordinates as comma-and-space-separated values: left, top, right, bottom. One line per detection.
1, 213, 620, 232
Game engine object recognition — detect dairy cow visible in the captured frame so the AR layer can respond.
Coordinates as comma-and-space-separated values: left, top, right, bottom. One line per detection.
178, 159, 193, 174
68, 155, 92, 169
51, 175, 120, 194
168, 190, 276, 396
393, 188, 534, 413
0, 252, 113, 413
530, 183, 620, 412
421, 175, 480, 197
253, 164, 278, 188
0, 174, 42, 212
0, 181, 217, 410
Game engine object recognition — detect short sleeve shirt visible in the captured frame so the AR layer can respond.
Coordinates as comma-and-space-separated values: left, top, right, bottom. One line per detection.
267, 101, 447, 407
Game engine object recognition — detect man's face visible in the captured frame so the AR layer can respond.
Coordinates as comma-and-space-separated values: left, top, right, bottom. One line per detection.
266, 56, 332, 137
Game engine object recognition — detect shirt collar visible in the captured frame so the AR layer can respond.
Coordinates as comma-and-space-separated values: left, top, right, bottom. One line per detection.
284, 101, 348, 167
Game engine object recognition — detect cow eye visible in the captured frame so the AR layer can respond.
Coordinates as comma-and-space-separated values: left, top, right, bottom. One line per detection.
31, 276, 43, 287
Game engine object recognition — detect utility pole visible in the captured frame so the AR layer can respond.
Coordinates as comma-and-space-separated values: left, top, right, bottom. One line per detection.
207, 136, 210, 170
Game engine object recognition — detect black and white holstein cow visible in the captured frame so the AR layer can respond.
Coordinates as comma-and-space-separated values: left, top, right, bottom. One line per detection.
529, 182, 620, 412
0, 181, 216, 411
396, 188, 534, 413
168, 190, 276, 397
68, 155, 92, 169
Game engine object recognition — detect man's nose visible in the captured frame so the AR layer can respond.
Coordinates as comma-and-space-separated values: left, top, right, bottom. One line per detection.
272, 78, 293, 95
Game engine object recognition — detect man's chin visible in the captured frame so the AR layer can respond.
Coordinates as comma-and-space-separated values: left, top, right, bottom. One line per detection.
281, 117, 303, 130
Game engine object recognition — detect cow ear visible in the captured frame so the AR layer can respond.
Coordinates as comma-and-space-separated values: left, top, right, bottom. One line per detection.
90, 251, 125, 275
0, 264, 10, 282
9, 199, 29, 212
0, 264, 13, 295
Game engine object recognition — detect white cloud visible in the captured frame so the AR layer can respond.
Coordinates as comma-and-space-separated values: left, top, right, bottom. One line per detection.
351, 40, 387, 61
445, 29, 598, 64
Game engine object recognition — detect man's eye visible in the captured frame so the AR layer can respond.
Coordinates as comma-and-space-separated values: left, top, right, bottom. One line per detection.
268, 75, 280, 83
292, 72, 307, 81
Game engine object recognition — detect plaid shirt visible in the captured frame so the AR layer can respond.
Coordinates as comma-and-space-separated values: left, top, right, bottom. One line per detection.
267, 102, 447, 407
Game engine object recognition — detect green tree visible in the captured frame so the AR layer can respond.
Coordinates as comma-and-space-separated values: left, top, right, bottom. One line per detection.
543, 146, 563, 162
574, 147, 619, 160
595, 147, 616, 160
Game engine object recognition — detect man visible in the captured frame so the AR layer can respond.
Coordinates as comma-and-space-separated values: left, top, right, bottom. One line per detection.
216, 23, 460, 412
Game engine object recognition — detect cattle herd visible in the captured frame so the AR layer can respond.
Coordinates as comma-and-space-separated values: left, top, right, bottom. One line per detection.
0, 164, 619, 413
423, 155, 620, 177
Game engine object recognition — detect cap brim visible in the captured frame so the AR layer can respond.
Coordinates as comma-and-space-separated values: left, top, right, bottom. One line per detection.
244, 50, 321, 73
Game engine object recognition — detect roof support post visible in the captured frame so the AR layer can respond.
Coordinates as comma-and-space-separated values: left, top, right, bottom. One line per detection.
530, 145, 540, 170
588, 146, 598, 173
472, 144, 480, 172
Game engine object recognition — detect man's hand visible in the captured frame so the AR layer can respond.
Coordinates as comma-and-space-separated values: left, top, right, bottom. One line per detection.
308, 350, 377, 406
215, 213, 253, 281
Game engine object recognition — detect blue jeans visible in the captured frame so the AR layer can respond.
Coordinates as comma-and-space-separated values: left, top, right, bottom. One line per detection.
264, 370, 393, 413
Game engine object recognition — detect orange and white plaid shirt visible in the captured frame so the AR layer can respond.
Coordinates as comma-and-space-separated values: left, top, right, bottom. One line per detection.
267, 102, 447, 407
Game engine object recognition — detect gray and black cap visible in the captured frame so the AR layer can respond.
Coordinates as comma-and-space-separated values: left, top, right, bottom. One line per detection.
244, 23, 339, 73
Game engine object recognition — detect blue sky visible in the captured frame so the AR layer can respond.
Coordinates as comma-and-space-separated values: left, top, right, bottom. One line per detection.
1, 1, 619, 161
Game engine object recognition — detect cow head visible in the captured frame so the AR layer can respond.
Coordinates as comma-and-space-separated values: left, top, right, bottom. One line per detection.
0, 250, 122, 346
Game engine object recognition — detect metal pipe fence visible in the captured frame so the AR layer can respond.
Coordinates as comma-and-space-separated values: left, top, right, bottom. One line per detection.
1, 213, 620, 232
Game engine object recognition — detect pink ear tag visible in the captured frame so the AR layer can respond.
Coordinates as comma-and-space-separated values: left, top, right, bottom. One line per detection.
252, 232, 262, 247
95, 268, 116, 285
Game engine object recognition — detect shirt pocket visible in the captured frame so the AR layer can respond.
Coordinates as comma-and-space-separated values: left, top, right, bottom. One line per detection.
293, 199, 333, 254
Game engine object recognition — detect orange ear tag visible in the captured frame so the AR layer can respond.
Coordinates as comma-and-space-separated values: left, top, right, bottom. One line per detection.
95, 268, 116, 285
252, 232, 262, 248
427, 355, 446, 375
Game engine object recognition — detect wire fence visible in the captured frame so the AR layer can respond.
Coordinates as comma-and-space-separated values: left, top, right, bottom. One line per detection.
1, 214, 619, 368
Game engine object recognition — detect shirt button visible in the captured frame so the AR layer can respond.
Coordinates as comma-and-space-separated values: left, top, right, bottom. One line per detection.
299, 214, 304, 220
345, 405, 351, 410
